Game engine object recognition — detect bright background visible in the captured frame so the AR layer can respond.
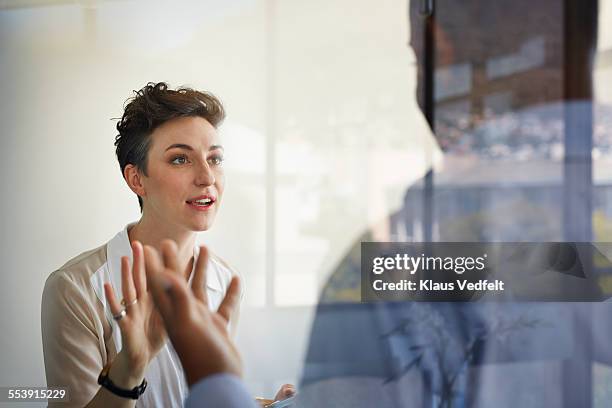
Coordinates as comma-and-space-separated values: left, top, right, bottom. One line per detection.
0, 0, 437, 401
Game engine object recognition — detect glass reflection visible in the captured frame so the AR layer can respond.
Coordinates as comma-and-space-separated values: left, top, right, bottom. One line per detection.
301, 1, 612, 407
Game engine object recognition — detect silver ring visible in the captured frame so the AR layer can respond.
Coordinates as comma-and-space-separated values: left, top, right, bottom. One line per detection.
121, 298, 138, 307
113, 309, 127, 321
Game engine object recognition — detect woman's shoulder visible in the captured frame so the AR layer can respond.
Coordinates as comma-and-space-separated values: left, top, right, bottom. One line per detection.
42, 244, 109, 326
44, 243, 108, 303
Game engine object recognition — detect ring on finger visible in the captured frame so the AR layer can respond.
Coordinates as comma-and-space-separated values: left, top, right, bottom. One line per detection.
113, 309, 127, 321
121, 298, 138, 307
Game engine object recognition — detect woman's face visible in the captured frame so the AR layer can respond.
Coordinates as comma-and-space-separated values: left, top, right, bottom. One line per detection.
139, 116, 225, 233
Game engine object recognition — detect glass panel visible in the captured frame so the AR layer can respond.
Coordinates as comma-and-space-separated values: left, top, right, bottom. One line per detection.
301, 1, 612, 407
430, 0, 564, 242
273, 0, 436, 306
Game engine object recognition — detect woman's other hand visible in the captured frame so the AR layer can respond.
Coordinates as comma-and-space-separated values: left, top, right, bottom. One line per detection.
273, 384, 296, 402
103, 241, 168, 381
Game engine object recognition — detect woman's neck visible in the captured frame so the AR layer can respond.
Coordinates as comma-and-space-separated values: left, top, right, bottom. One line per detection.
127, 216, 197, 273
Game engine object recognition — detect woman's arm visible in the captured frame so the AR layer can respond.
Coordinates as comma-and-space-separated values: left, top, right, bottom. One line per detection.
42, 271, 111, 407
42, 241, 167, 408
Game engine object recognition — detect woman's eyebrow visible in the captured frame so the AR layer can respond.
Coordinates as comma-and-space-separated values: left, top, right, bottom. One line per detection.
165, 143, 224, 152
165, 143, 194, 152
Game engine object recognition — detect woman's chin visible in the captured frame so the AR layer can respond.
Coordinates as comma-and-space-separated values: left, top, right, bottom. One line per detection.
188, 218, 215, 232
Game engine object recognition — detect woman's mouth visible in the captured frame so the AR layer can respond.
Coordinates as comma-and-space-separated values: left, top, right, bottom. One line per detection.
186, 196, 215, 211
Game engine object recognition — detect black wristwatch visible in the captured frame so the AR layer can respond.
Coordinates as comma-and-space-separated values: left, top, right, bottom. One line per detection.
97, 364, 147, 400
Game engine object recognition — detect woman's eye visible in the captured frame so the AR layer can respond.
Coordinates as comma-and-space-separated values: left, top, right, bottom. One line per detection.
171, 156, 188, 165
208, 156, 224, 166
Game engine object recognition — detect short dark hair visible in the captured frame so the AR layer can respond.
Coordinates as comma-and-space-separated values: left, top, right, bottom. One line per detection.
115, 82, 225, 211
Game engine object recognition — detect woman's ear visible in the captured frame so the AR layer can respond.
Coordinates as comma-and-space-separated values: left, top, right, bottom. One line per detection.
124, 164, 146, 198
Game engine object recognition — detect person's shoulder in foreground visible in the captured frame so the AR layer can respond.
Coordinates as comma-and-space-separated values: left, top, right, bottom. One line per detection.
186, 373, 256, 408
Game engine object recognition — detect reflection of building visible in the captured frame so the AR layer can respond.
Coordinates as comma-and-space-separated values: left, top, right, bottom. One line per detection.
434, 103, 612, 160
433, 0, 564, 154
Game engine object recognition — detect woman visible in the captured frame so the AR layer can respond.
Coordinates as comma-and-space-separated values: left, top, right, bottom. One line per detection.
41, 83, 294, 407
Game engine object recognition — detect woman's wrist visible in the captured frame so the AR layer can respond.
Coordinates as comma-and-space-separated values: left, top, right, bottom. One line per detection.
107, 351, 147, 389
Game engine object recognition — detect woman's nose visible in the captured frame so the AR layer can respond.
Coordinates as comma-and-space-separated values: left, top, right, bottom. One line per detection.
195, 162, 215, 186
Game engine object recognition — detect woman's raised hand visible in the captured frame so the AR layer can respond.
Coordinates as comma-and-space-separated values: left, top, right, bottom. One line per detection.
103, 241, 172, 378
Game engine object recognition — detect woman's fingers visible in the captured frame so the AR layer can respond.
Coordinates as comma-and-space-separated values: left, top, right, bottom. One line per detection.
274, 384, 296, 401
121, 256, 137, 305
131, 241, 146, 297
217, 276, 241, 323
191, 246, 209, 304
104, 283, 126, 326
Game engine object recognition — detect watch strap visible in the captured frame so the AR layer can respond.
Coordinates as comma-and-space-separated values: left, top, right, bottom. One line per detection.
97, 365, 147, 400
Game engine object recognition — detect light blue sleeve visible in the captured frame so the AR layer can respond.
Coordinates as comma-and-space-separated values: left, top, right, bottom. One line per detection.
185, 373, 258, 408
